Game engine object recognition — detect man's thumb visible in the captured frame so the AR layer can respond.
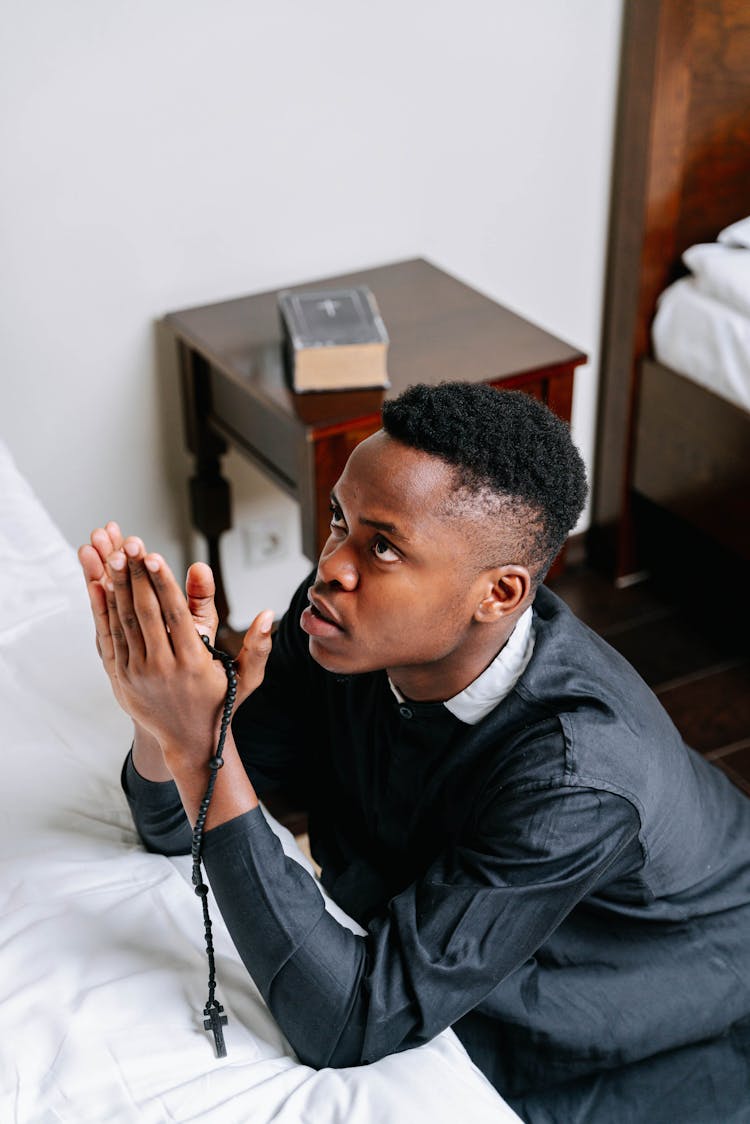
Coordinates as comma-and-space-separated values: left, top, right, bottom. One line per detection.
235, 610, 275, 704
185, 562, 219, 638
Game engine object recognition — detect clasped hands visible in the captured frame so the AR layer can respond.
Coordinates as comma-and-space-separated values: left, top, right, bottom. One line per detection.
78, 522, 273, 812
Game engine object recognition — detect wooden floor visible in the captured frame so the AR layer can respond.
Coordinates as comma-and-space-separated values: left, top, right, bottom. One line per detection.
547, 561, 750, 796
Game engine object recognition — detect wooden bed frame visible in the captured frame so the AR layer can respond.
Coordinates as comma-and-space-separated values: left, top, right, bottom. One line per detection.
591, 0, 750, 580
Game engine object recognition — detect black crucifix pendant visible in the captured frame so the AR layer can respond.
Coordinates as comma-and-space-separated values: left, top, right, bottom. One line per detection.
204, 1000, 228, 1058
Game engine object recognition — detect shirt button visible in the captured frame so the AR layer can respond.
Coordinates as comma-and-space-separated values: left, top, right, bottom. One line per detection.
399, 705, 413, 720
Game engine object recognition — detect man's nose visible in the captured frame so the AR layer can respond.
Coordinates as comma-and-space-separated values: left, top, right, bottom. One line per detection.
317, 538, 359, 591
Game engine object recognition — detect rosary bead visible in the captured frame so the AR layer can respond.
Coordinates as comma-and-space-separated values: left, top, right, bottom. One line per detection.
192, 634, 236, 1057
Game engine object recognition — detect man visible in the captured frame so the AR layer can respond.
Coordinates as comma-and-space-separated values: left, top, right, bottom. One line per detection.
80, 383, 750, 1122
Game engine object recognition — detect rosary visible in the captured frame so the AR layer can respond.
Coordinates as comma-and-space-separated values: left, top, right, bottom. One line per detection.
191, 633, 237, 1059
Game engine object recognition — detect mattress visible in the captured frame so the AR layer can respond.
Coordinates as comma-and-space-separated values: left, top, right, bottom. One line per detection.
652, 276, 750, 413
0, 440, 518, 1123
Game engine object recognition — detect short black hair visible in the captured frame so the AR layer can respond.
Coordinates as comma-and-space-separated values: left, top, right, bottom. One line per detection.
381, 382, 587, 583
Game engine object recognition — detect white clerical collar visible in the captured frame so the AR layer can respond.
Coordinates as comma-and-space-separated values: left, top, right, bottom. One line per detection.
388, 606, 535, 725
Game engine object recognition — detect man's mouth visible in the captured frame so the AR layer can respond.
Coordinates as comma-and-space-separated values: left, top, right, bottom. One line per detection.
300, 592, 346, 639
311, 603, 338, 626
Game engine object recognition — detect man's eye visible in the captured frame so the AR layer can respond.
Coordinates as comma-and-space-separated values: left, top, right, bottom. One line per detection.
373, 536, 399, 563
329, 503, 346, 529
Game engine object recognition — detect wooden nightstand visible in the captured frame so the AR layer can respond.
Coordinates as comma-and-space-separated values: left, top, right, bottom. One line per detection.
167, 258, 585, 632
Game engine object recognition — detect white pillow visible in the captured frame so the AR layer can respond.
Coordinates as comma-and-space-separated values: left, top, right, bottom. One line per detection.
717, 215, 750, 248
682, 242, 750, 320
0, 441, 80, 643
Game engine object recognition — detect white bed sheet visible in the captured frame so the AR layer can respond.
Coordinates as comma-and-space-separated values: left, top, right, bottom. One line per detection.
652, 276, 750, 412
0, 442, 519, 1123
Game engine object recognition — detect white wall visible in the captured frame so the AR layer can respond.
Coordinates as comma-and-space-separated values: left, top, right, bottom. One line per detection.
0, 0, 623, 624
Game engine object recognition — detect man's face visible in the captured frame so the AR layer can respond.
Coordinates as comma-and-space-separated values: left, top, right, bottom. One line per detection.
300, 432, 507, 695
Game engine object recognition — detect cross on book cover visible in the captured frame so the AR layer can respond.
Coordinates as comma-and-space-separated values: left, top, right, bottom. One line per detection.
278, 285, 390, 393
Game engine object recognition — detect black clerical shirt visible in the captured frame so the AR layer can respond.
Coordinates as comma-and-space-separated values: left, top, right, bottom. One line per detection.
123, 581, 750, 1123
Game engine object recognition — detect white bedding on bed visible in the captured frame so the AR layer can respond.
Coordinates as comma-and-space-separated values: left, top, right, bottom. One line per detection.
0, 442, 519, 1123
652, 276, 750, 412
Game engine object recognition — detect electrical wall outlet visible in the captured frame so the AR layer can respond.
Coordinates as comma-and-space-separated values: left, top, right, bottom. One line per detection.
241, 518, 288, 566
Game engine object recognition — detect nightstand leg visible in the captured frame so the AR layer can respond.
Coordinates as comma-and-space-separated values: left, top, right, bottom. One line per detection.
178, 342, 233, 630
189, 461, 231, 627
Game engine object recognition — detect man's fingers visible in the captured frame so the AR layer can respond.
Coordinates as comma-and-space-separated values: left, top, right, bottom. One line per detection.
90, 528, 112, 565
104, 569, 130, 669
106, 521, 124, 550
90, 522, 123, 567
77, 547, 115, 667
107, 550, 146, 663
79, 543, 104, 584
235, 610, 275, 704
185, 562, 219, 640
142, 553, 204, 657
123, 537, 173, 656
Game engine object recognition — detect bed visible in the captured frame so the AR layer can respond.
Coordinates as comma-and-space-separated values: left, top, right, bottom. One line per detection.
0, 439, 518, 1122
634, 221, 750, 564
591, 0, 750, 580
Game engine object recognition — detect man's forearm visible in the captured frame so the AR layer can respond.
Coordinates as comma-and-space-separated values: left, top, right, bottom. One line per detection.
202, 805, 368, 1069
132, 722, 173, 781
161, 728, 260, 832
123, 723, 260, 854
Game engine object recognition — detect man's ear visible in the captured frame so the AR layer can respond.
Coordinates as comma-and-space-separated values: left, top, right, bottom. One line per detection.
474, 566, 532, 623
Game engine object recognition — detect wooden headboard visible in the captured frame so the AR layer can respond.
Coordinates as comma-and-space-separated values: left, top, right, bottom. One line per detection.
590, 0, 750, 577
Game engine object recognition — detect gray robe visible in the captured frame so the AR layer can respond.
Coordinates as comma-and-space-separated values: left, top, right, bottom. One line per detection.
124, 581, 750, 1122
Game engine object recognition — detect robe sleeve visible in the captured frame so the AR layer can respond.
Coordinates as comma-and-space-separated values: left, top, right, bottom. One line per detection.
121, 751, 192, 855
201, 781, 642, 1068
